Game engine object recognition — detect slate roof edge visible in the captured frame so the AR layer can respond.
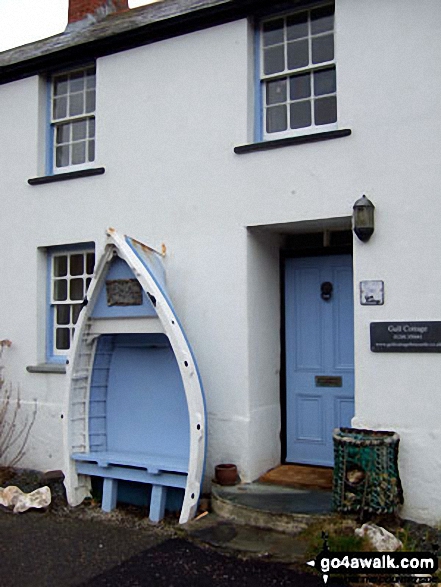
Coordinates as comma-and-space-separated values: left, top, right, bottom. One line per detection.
0, 0, 317, 85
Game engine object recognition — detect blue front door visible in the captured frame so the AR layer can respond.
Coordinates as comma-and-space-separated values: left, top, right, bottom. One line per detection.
284, 255, 354, 466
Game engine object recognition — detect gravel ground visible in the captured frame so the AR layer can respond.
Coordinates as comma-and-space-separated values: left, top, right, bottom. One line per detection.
0, 467, 350, 587
77, 537, 336, 587
0, 502, 345, 587
0, 468, 437, 587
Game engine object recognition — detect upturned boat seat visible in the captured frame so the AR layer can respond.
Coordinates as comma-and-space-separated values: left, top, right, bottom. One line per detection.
72, 451, 188, 522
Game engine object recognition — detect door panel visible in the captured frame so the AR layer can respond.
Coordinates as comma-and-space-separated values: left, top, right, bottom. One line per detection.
285, 255, 354, 466
297, 395, 324, 441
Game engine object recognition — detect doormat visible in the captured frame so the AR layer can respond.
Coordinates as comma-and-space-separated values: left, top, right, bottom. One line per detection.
259, 464, 333, 490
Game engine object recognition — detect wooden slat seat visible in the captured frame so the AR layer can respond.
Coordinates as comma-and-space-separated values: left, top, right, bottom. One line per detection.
72, 451, 188, 522
72, 451, 188, 473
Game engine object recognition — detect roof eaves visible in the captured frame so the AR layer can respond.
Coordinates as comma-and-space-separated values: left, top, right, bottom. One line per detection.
0, 0, 240, 84
0, 0, 310, 84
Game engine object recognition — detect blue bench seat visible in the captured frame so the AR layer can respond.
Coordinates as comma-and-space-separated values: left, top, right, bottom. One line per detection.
72, 451, 188, 522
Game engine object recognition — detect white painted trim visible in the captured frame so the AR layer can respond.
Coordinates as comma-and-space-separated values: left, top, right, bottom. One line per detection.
63, 245, 114, 507
89, 316, 164, 335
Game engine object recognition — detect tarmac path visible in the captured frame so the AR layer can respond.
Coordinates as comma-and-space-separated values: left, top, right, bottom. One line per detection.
0, 509, 348, 587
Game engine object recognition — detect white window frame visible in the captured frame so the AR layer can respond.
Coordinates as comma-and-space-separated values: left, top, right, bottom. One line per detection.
50, 65, 96, 174
259, 3, 337, 141
47, 245, 95, 360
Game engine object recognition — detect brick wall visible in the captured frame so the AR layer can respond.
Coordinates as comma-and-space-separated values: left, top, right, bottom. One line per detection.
68, 0, 129, 23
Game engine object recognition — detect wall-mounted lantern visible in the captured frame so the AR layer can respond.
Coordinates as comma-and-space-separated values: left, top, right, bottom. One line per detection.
353, 195, 375, 242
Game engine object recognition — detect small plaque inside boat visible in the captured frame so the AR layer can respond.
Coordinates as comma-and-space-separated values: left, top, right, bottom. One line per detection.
106, 279, 143, 306
315, 376, 342, 387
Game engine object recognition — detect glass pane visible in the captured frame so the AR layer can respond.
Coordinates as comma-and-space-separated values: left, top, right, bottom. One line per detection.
72, 304, 82, 325
56, 305, 70, 326
311, 5, 334, 35
53, 97, 67, 119
262, 19, 284, 46
56, 124, 70, 145
70, 254, 84, 276
86, 253, 95, 275
54, 76, 68, 96
56, 145, 69, 168
53, 255, 67, 277
290, 72, 311, 100
54, 279, 68, 301
69, 71, 84, 93
72, 120, 87, 141
86, 277, 92, 290
312, 35, 334, 64
70, 278, 84, 301
88, 118, 96, 138
287, 13, 308, 41
88, 140, 95, 162
314, 67, 336, 96
263, 45, 285, 75
86, 70, 96, 89
85, 90, 96, 113
69, 93, 84, 117
56, 328, 70, 350
290, 100, 311, 129
266, 78, 287, 105
72, 141, 86, 165
266, 105, 287, 133
314, 96, 337, 125
287, 39, 309, 70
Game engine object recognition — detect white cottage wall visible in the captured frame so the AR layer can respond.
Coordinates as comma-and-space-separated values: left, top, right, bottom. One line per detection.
0, 0, 440, 523
340, 0, 441, 524
246, 229, 282, 480
0, 75, 68, 470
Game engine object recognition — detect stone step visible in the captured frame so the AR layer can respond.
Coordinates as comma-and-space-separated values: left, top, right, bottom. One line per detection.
211, 481, 333, 535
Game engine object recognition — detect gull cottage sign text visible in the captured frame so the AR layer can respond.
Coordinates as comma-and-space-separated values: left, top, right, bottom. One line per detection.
370, 322, 441, 352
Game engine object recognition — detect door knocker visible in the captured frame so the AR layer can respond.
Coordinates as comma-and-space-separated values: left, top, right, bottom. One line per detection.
321, 281, 333, 301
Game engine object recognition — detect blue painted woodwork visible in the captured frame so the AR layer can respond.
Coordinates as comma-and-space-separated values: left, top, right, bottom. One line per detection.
66, 229, 206, 524
150, 485, 167, 523
125, 236, 207, 427
75, 332, 190, 521
106, 333, 190, 458
254, 26, 263, 142
90, 478, 184, 512
73, 450, 188, 473
124, 237, 166, 291
73, 449, 187, 516
285, 255, 354, 466
126, 235, 208, 476
46, 79, 53, 175
102, 478, 118, 512
46, 242, 95, 363
91, 257, 157, 318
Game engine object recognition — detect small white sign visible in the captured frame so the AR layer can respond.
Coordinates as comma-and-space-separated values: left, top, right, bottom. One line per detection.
360, 280, 384, 305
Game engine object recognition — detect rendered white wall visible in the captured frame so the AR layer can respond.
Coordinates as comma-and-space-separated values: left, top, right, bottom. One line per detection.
340, 0, 441, 524
245, 229, 282, 481
0, 0, 441, 523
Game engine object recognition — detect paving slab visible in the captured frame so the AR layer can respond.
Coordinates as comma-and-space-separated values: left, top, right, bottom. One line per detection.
183, 513, 309, 562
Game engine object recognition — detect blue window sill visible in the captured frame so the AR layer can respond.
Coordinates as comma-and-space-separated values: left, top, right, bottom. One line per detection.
234, 129, 351, 154
28, 167, 105, 185
26, 363, 66, 374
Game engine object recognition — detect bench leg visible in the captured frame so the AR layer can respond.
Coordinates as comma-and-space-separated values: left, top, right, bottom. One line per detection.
149, 485, 167, 523
102, 478, 118, 512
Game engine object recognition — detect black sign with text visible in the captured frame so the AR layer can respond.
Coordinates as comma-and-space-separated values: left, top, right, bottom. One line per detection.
371, 322, 441, 352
